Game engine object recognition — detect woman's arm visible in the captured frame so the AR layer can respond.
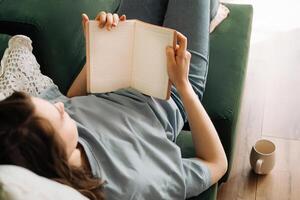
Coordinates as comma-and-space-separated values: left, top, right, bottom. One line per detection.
67, 64, 87, 97
166, 32, 228, 185
67, 12, 126, 98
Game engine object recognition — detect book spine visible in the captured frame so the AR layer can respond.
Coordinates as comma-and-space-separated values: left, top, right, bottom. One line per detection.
165, 31, 177, 100
86, 21, 91, 93
129, 20, 137, 87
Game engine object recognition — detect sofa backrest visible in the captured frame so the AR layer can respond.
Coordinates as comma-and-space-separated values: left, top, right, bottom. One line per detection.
0, 34, 10, 58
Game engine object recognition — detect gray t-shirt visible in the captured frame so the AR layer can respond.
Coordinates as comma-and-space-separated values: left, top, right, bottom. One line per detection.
39, 85, 211, 199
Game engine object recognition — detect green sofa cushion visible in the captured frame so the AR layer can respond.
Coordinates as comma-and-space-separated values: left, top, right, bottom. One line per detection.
0, 0, 120, 94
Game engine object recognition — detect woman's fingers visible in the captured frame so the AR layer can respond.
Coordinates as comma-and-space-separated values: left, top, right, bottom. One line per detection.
95, 12, 126, 30
166, 46, 176, 66
81, 13, 89, 38
176, 31, 188, 56
106, 13, 113, 30
120, 14, 126, 21
81, 13, 89, 29
95, 11, 107, 28
112, 13, 119, 27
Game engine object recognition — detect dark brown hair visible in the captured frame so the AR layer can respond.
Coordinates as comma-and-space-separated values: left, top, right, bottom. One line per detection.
0, 92, 105, 200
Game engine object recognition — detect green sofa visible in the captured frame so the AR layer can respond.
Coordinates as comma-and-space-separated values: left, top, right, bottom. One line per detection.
0, 1, 253, 199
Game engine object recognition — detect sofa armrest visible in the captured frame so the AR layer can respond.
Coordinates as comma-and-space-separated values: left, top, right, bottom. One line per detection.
203, 3, 253, 182
179, 4, 253, 184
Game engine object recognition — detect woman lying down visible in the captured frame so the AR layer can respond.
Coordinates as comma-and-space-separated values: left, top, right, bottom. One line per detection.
0, 11, 227, 200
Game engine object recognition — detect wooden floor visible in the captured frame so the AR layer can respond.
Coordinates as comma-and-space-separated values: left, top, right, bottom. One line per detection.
217, 0, 300, 199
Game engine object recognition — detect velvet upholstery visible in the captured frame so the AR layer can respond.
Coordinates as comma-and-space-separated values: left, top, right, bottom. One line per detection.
0, 34, 10, 58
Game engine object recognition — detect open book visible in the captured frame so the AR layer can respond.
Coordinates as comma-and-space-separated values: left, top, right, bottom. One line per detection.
85, 19, 176, 100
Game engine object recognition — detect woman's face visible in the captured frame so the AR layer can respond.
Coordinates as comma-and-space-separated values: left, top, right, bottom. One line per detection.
31, 97, 78, 159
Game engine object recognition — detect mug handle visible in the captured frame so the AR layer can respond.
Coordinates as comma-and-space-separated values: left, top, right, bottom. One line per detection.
255, 159, 263, 174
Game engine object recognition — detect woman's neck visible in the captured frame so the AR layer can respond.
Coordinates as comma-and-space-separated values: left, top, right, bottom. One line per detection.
68, 143, 92, 173
68, 148, 82, 167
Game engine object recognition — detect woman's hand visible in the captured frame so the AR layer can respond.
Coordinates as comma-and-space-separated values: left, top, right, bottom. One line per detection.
166, 31, 192, 91
81, 12, 126, 35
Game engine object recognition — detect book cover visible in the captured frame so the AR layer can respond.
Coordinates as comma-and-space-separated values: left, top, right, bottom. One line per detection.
85, 19, 176, 100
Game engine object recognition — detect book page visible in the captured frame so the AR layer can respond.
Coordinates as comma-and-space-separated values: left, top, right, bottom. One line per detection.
131, 21, 174, 99
88, 20, 135, 93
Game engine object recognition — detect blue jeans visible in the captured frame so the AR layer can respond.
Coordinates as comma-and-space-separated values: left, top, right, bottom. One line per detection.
117, 0, 210, 124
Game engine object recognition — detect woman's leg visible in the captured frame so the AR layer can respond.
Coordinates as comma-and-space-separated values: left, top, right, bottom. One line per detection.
116, 0, 169, 25
163, 0, 210, 123
116, 0, 211, 133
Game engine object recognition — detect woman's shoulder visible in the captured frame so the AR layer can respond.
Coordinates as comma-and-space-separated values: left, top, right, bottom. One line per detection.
37, 85, 68, 104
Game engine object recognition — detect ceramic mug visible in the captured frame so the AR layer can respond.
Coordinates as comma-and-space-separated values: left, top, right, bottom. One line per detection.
250, 139, 276, 175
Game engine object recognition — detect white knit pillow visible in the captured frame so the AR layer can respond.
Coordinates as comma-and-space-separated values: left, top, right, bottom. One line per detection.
0, 35, 54, 101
